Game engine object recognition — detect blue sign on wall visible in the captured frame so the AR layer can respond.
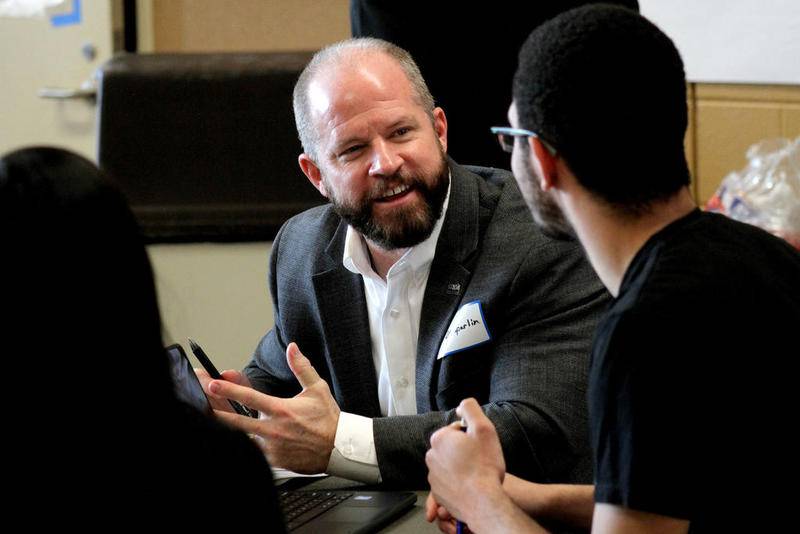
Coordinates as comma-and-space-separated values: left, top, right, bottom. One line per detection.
50, 0, 81, 27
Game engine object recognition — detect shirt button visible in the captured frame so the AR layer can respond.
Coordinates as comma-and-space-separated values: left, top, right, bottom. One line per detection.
389, 308, 400, 317
397, 377, 409, 388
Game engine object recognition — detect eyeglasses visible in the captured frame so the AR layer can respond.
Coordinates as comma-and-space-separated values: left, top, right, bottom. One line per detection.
490, 126, 557, 156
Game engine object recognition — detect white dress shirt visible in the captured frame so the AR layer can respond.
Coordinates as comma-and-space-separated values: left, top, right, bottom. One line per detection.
326, 180, 451, 483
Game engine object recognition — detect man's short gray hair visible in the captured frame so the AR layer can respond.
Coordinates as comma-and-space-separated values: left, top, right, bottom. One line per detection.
292, 37, 436, 161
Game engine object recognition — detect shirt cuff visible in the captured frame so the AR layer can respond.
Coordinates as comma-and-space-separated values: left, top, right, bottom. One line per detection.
326, 411, 382, 484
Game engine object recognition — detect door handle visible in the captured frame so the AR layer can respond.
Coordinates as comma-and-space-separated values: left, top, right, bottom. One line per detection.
38, 80, 96, 101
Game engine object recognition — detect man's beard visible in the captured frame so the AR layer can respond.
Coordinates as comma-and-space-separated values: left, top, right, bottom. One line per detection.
324, 153, 450, 250
519, 147, 575, 240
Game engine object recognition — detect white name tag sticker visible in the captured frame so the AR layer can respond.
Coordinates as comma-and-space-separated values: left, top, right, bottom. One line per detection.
437, 300, 492, 360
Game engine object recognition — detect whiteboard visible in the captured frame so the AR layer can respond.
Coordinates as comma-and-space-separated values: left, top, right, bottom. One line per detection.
639, 0, 800, 84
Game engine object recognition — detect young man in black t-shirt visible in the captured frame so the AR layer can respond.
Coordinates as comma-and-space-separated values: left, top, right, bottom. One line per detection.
424, 5, 800, 533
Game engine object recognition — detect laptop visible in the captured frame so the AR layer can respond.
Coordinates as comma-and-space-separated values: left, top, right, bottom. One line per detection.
278, 486, 417, 533
165, 343, 418, 533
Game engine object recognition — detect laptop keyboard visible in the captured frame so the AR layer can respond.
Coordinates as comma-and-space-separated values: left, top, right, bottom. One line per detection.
279, 490, 354, 531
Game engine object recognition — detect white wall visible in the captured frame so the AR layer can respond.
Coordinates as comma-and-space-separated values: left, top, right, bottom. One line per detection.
147, 242, 274, 371
640, 0, 800, 84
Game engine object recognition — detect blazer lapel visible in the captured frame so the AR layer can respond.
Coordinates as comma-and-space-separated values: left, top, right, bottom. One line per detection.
312, 222, 382, 417
415, 161, 481, 412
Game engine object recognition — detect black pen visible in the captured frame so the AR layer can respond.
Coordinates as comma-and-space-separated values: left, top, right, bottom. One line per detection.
188, 338, 257, 418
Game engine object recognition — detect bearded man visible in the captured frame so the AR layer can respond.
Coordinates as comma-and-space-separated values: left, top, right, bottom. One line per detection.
200, 38, 608, 487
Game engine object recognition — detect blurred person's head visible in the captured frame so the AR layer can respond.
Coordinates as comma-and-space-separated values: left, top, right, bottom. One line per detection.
1, 147, 185, 515
2, 147, 170, 401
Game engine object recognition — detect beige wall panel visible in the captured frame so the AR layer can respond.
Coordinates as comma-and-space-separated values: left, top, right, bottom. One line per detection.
695, 84, 800, 103
695, 102, 782, 203
148, 242, 274, 371
782, 106, 800, 138
685, 84, 697, 200
153, 0, 350, 52
693, 84, 800, 202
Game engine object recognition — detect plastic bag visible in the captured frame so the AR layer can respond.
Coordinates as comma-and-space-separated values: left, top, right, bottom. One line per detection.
706, 137, 800, 250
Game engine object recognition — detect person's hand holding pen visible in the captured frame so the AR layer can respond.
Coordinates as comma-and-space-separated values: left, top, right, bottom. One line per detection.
425, 398, 508, 534
206, 342, 341, 474
426, 492, 470, 534
191, 338, 257, 416
195, 366, 253, 412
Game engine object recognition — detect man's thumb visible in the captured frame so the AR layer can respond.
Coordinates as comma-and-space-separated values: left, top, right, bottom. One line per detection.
286, 342, 321, 389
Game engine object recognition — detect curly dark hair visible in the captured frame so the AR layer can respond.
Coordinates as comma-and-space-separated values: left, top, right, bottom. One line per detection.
513, 4, 690, 214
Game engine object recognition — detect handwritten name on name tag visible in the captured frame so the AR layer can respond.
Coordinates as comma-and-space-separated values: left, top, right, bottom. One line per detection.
437, 300, 492, 360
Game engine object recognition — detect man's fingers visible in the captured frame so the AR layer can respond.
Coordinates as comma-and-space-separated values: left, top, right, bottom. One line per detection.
220, 369, 252, 388
425, 493, 454, 523
429, 425, 451, 448
214, 409, 264, 435
208, 379, 280, 415
195, 368, 235, 411
194, 367, 211, 388
425, 493, 439, 522
455, 398, 486, 431
436, 518, 458, 534
286, 342, 321, 390
437, 505, 453, 521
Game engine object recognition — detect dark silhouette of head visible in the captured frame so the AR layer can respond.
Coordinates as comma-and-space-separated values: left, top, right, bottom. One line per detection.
2, 147, 171, 402
1, 147, 282, 526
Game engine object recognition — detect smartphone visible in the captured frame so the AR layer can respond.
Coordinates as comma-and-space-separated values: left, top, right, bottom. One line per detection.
165, 343, 213, 415
187, 338, 257, 418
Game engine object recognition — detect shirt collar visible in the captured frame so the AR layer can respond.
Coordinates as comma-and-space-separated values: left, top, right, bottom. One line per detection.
343, 173, 451, 281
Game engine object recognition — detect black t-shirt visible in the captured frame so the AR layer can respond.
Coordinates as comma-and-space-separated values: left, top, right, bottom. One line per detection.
589, 210, 800, 531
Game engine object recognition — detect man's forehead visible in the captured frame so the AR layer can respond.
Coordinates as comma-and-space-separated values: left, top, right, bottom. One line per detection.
307, 53, 415, 118
307, 80, 332, 119
308, 71, 422, 150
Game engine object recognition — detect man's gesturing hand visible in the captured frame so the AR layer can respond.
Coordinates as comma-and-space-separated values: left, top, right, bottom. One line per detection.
209, 342, 340, 474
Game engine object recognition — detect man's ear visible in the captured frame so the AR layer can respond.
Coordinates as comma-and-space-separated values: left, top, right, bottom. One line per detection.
528, 137, 558, 191
298, 154, 328, 198
433, 107, 448, 154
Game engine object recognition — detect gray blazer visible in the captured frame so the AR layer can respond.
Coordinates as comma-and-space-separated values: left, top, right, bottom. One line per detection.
245, 160, 609, 487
